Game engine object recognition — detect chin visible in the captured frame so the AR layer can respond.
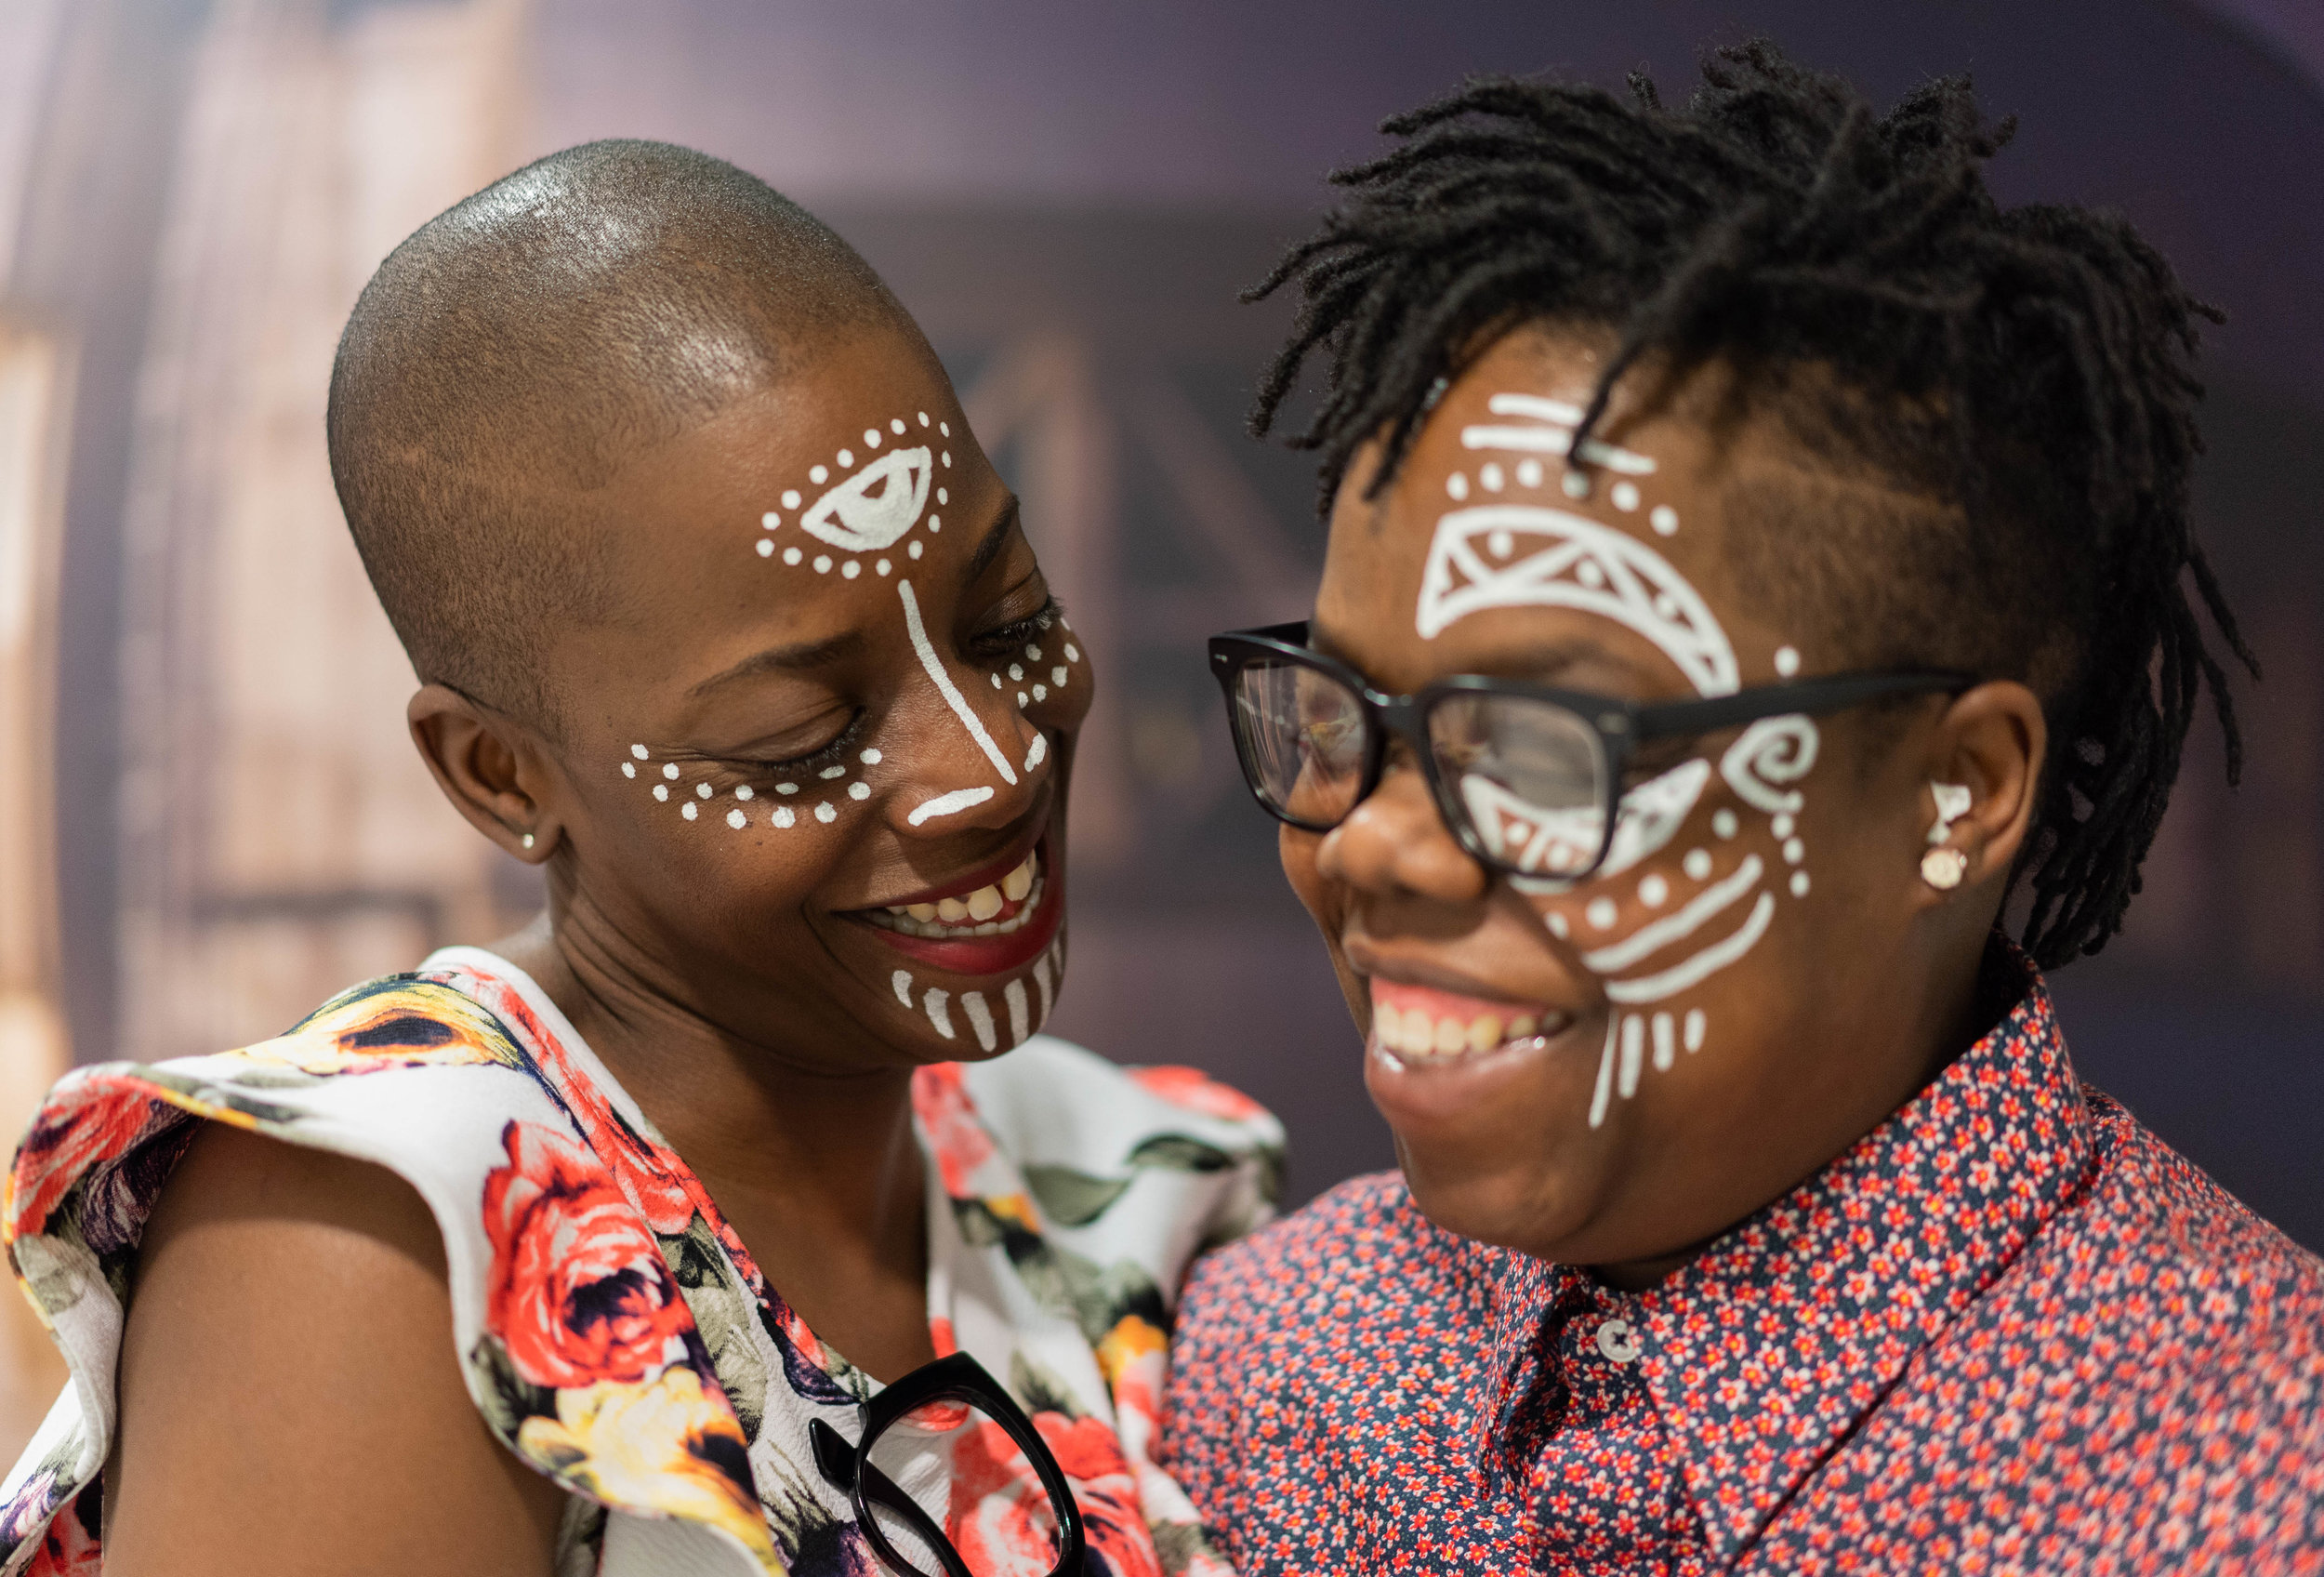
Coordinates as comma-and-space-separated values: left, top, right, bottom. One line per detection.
1393, 1139, 1601, 1259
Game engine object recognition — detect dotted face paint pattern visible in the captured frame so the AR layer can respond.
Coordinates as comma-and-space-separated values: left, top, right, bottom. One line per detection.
1428, 391, 1820, 1124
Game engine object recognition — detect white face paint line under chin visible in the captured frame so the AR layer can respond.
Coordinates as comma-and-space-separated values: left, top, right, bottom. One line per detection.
961, 991, 997, 1053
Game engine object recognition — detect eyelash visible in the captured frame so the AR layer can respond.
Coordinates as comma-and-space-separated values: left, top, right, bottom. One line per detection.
969, 595, 1063, 660
713, 598, 1063, 783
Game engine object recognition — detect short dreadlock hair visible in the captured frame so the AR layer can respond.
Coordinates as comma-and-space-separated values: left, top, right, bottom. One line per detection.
1247, 40, 2255, 969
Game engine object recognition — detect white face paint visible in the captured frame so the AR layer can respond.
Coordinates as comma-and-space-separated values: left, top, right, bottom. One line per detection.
619, 412, 1085, 838
1419, 391, 1823, 1126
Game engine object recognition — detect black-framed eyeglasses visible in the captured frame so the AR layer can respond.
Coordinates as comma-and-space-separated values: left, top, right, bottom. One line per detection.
810, 1351, 1087, 1577
1208, 621, 1971, 884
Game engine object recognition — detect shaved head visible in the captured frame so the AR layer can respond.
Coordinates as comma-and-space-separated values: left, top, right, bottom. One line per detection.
327, 139, 909, 730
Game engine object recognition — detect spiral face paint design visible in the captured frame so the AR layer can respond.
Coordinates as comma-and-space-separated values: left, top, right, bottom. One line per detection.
1420, 392, 1819, 1125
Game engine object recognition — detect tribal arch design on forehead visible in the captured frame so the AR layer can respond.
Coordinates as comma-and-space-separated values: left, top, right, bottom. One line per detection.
1408, 392, 1825, 1127
1416, 506, 1739, 696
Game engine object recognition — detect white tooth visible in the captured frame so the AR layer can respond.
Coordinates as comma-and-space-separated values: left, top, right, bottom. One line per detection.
938, 896, 969, 922
973, 921, 998, 935
907, 903, 938, 922
1002, 860, 1033, 902
1469, 1015, 1502, 1054
966, 884, 1003, 921
1374, 1002, 1401, 1046
1433, 1017, 1467, 1056
1509, 1014, 1538, 1039
1394, 1013, 1429, 1057
886, 906, 906, 915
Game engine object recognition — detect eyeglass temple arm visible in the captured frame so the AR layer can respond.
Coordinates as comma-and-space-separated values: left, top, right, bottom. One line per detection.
1628, 671, 1970, 738
810, 1419, 977, 1577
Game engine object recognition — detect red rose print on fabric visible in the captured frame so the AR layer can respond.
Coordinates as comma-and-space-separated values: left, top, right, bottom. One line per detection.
482, 1120, 695, 1390
9, 1086, 172, 1241
1127, 1066, 1270, 1125
912, 1064, 997, 1198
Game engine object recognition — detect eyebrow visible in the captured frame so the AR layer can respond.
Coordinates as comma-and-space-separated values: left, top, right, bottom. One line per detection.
960, 494, 1023, 586
1312, 626, 1656, 689
686, 629, 867, 698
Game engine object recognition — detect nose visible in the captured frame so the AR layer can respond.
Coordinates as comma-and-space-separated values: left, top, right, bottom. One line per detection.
1316, 747, 1488, 902
891, 577, 1045, 834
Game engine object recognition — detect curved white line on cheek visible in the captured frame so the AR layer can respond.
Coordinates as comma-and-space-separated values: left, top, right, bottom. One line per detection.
908, 786, 996, 826
1023, 733, 1047, 774
1579, 855, 1763, 973
899, 579, 1017, 786
1604, 891, 1776, 1004
891, 970, 914, 1008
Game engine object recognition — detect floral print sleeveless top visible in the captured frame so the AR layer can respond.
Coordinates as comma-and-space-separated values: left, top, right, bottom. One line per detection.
0, 947, 1281, 1576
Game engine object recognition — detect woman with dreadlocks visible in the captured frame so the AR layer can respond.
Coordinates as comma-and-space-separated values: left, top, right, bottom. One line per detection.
1163, 41, 2322, 1574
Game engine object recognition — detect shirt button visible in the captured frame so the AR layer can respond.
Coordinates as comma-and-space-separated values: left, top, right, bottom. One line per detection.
1594, 1318, 1643, 1364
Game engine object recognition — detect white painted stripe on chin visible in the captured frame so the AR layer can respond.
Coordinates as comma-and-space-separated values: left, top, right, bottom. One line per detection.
1618, 1014, 1644, 1098
1604, 891, 1776, 1004
891, 969, 913, 1008
908, 786, 995, 826
1588, 1014, 1619, 1130
1004, 979, 1030, 1044
923, 987, 955, 1040
899, 579, 1016, 786
1032, 950, 1055, 1024
962, 991, 997, 1053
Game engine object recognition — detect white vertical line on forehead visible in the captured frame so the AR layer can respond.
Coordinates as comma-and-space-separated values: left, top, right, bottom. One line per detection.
898, 578, 1017, 786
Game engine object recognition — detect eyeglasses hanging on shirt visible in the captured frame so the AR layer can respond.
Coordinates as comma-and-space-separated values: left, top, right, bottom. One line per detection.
811, 1350, 1089, 1577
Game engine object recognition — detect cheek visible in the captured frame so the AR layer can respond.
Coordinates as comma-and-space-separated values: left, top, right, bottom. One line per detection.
1531, 719, 1822, 1126
1001, 623, 1090, 731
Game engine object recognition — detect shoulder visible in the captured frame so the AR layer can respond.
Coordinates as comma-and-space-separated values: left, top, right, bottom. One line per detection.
1941, 1090, 2324, 1464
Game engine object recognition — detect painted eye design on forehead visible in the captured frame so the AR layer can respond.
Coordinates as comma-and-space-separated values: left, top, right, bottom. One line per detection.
1410, 390, 1822, 1127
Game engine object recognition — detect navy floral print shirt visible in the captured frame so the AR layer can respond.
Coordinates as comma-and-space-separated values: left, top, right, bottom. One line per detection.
1162, 958, 2324, 1574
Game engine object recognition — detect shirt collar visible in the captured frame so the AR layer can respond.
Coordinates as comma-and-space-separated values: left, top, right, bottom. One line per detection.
1481, 948, 2095, 1561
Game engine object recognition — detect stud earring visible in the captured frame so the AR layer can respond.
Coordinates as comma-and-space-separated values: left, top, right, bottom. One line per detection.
1927, 781, 1972, 845
1921, 846, 1967, 890
521, 833, 535, 850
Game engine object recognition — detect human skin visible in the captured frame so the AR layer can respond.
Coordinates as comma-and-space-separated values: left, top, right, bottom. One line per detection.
104, 325, 1086, 1576
1285, 325, 2048, 1288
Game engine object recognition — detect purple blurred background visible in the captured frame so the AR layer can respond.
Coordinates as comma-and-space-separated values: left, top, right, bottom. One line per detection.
3, 0, 2318, 1273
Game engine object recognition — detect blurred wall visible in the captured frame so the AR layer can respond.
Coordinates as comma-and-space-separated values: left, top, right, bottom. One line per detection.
0, 4, 2318, 1468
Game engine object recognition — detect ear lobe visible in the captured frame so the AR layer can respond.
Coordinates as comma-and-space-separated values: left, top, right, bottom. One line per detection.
1921, 680, 2047, 894
406, 683, 561, 862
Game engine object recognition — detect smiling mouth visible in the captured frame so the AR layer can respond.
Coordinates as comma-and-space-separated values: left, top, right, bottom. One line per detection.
1369, 978, 1572, 1065
863, 846, 1043, 939
852, 840, 1061, 977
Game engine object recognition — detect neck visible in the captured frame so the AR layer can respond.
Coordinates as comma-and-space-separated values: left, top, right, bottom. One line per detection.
487, 905, 928, 1308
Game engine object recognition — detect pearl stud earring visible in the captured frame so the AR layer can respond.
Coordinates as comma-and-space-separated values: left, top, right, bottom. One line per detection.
1921, 846, 1967, 890
522, 833, 535, 850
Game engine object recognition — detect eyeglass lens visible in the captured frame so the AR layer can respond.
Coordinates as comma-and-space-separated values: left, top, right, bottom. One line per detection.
861, 1394, 1068, 1577
1228, 659, 1614, 879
